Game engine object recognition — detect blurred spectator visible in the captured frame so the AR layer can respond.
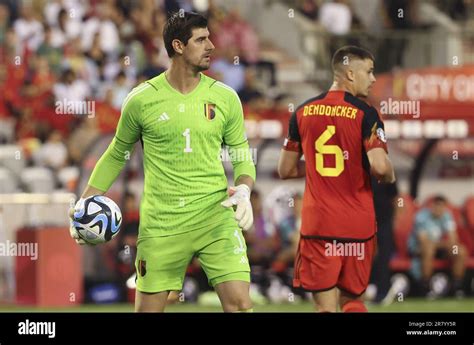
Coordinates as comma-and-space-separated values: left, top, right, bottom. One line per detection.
0, 3, 10, 47
37, 25, 64, 75
43, 0, 63, 27
245, 190, 278, 268
53, 68, 91, 106
383, 0, 418, 30
297, 0, 319, 20
149, 8, 170, 66
379, 0, 419, 71
84, 32, 106, 68
13, 3, 44, 52
81, 3, 119, 55
318, 0, 356, 59
443, 0, 469, 21
3, 27, 21, 60
369, 178, 398, 303
408, 195, 467, 297
141, 50, 167, 80
67, 116, 100, 164
117, 191, 139, 277
48, 8, 81, 49
211, 45, 245, 93
116, 10, 148, 79
26, 56, 55, 106
63, 36, 100, 89
110, 71, 132, 110
238, 67, 263, 104
44, 0, 86, 28
116, 191, 139, 302
210, 8, 259, 64
271, 193, 301, 280
0, 64, 8, 119
164, 0, 195, 17
319, 0, 352, 36
95, 88, 121, 133
15, 107, 37, 141
33, 130, 68, 170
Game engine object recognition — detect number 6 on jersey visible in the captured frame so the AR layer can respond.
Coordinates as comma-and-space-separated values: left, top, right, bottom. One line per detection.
315, 125, 344, 177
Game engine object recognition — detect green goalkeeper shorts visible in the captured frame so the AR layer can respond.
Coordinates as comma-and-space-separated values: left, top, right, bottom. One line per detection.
135, 218, 250, 293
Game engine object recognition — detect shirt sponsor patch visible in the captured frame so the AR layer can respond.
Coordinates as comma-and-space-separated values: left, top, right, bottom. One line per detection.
376, 128, 387, 143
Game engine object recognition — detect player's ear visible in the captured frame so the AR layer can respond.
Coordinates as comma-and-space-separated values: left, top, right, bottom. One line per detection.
172, 39, 184, 55
346, 68, 355, 82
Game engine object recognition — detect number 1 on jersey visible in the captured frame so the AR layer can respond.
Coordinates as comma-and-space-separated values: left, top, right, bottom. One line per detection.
315, 125, 344, 177
182, 128, 192, 153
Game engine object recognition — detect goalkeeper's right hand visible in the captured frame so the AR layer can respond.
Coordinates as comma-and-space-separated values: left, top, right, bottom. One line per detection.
68, 198, 88, 245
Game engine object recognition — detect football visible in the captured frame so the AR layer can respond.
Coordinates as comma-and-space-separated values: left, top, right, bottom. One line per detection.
72, 195, 122, 245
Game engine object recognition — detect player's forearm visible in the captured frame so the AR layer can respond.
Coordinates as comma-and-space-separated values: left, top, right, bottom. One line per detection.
80, 185, 106, 199
295, 160, 306, 178
228, 144, 256, 185
382, 168, 396, 184
378, 158, 396, 184
88, 137, 134, 191
235, 175, 254, 191
280, 160, 306, 179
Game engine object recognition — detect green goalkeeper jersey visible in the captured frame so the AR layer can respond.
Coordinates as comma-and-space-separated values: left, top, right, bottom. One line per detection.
88, 73, 256, 238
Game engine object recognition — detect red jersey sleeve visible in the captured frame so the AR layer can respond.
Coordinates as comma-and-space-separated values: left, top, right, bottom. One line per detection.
362, 107, 388, 153
283, 112, 302, 152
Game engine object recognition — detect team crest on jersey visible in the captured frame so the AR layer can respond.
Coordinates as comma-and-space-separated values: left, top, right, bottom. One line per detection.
204, 103, 216, 120
138, 259, 146, 277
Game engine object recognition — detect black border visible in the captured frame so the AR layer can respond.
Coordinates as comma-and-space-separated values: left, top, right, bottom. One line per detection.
1, 312, 473, 345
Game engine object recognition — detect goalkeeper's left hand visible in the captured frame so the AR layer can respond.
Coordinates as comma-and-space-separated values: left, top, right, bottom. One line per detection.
221, 184, 253, 231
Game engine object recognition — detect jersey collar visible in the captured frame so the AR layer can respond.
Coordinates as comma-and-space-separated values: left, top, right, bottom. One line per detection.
161, 72, 206, 98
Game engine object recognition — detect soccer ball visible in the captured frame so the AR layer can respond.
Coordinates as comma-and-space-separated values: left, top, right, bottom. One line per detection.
72, 195, 122, 245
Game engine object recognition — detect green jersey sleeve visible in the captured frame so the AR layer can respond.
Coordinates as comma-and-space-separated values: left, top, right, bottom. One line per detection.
88, 86, 143, 191
223, 92, 256, 183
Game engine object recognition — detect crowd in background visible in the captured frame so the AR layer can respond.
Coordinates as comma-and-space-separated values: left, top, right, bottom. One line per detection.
0, 0, 279, 183
1, 0, 472, 185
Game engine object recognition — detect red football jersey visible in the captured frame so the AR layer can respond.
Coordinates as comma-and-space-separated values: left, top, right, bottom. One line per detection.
283, 91, 388, 240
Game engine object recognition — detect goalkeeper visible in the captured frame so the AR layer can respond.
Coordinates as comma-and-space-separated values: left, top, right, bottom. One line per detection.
69, 12, 256, 312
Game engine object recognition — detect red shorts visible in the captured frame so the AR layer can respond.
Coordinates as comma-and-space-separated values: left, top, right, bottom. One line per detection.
293, 236, 376, 296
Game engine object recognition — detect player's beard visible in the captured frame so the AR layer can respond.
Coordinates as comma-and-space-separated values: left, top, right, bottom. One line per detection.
194, 64, 209, 72
183, 54, 210, 73
187, 58, 210, 73
195, 58, 210, 72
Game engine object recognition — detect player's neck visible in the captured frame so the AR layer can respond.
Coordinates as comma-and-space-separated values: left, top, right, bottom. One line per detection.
329, 81, 355, 96
165, 62, 202, 95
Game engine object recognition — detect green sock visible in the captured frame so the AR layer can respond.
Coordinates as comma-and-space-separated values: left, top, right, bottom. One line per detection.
238, 308, 254, 312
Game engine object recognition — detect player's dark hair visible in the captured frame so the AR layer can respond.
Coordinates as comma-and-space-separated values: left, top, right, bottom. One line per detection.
163, 11, 208, 58
331, 46, 374, 72
433, 195, 447, 204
